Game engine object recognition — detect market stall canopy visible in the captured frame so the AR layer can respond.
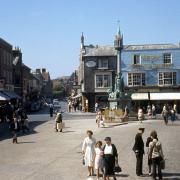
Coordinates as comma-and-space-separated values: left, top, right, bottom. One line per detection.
150, 93, 180, 100
131, 93, 149, 100
0, 92, 10, 101
2, 91, 21, 99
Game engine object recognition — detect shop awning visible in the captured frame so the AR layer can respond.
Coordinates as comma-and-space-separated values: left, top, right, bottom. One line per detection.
131, 93, 149, 100
2, 91, 21, 99
150, 93, 180, 100
0, 92, 10, 101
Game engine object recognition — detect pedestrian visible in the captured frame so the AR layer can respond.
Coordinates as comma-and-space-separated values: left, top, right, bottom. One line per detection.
146, 131, 154, 176
95, 102, 99, 112
138, 108, 144, 123
11, 113, 20, 144
93, 141, 104, 180
49, 103, 54, 117
148, 131, 164, 180
124, 105, 129, 117
82, 130, 96, 177
161, 105, 169, 125
21, 110, 29, 133
152, 104, 156, 119
132, 127, 145, 176
55, 112, 63, 132
103, 137, 118, 180
96, 111, 105, 128
170, 108, 176, 124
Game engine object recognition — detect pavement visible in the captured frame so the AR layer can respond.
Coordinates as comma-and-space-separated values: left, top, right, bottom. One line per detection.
0, 108, 180, 180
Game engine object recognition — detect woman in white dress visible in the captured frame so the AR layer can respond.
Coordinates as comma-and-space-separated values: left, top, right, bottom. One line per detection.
82, 130, 96, 177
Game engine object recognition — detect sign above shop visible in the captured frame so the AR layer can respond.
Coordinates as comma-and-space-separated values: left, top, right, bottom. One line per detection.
86, 61, 96, 67
141, 55, 161, 61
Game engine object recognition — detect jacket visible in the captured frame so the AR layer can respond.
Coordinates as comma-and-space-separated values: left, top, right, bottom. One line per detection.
149, 139, 164, 159
133, 133, 144, 154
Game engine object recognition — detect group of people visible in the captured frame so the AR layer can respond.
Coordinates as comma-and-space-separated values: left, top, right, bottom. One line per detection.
133, 128, 164, 180
137, 103, 177, 124
0, 102, 29, 144
82, 130, 119, 180
161, 104, 177, 125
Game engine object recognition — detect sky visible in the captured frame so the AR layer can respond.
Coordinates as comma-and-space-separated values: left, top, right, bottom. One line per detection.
0, 0, 180, 79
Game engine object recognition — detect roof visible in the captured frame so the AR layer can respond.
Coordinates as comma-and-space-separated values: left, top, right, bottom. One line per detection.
84, 45, 117, 56
124, 44, 179, 51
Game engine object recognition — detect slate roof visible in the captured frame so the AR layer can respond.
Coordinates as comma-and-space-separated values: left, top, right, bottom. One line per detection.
83, 44, 179, 56
84, 46, 116, 56
123, 44, 179, 51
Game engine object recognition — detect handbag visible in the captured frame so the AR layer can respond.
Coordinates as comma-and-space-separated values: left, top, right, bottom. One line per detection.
114, 160, 122, 173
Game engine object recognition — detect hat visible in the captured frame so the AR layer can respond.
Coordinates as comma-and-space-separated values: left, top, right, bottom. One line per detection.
138, 127, 145, 132
104, 137, 111, 141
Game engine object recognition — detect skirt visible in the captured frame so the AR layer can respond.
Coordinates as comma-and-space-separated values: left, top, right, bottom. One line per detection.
103, 154, 115, 176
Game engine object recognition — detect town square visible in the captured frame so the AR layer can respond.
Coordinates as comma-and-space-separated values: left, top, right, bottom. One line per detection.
0, 1, 180, 180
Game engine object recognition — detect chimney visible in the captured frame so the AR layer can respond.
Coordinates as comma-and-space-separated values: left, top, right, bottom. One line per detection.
42, 68, 46, 73
36, 69, 41, 73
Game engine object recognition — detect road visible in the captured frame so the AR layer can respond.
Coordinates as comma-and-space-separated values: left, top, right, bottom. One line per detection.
0, 105, 180, 180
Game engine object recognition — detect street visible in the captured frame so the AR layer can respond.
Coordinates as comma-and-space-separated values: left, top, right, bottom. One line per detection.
0, 105, 180, 180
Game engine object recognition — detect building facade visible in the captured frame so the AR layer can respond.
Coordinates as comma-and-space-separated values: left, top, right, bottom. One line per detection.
79, 34, 118, 111
0, 38, 13, 91
78, 31, 180, 112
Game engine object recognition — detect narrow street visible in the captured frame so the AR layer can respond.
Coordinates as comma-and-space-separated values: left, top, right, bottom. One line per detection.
0, 106, 180, 180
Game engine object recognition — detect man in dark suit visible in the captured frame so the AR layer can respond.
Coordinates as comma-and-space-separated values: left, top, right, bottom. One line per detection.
133, 127, 145, 176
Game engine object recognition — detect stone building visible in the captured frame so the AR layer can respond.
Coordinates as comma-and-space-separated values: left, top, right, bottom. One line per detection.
0, 38, 13, 91
78, 33, 118, 111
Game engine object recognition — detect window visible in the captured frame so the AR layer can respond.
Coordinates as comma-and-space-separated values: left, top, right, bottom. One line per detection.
96, 74, 111, 88
163, 53, 172, 64
128, 73, 145, 86
159, 72, 176, 85
98, 59, 108, 69
133, 55, 141, 64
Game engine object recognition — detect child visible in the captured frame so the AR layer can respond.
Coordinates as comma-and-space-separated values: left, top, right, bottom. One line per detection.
94, 141, 104, 180
96, 112, 105, 128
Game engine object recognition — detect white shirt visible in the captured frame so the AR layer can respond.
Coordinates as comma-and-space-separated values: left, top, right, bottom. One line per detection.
104, 145, 113, 155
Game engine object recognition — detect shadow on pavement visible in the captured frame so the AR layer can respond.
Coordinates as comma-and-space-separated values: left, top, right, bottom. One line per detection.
163, 172, 180, 180
0, 121, 47, 141
116, 173, 129, 177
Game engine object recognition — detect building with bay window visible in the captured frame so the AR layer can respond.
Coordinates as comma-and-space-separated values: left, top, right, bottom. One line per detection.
78, 31, 180, 112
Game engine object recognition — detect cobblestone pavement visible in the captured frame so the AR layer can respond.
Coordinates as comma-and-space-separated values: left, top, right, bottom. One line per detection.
0, 114, 180, 180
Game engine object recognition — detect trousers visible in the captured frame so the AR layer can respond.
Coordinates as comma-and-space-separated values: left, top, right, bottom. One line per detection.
135, 153, 143, 176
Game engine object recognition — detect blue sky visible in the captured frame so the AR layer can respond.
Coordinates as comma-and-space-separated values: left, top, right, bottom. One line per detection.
0, 0, 180, 79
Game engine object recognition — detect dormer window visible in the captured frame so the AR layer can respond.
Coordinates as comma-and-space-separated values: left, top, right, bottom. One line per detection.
98, 59, 108, 69
133, 54, 141, 65
163, 53, 172, 64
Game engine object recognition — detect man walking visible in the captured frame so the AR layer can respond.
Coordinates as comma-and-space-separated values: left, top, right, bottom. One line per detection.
133, 127, 145, 176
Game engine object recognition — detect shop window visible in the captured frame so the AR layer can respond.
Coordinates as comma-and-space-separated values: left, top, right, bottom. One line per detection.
163, 53, 172, 64
128, 73, 145, 86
